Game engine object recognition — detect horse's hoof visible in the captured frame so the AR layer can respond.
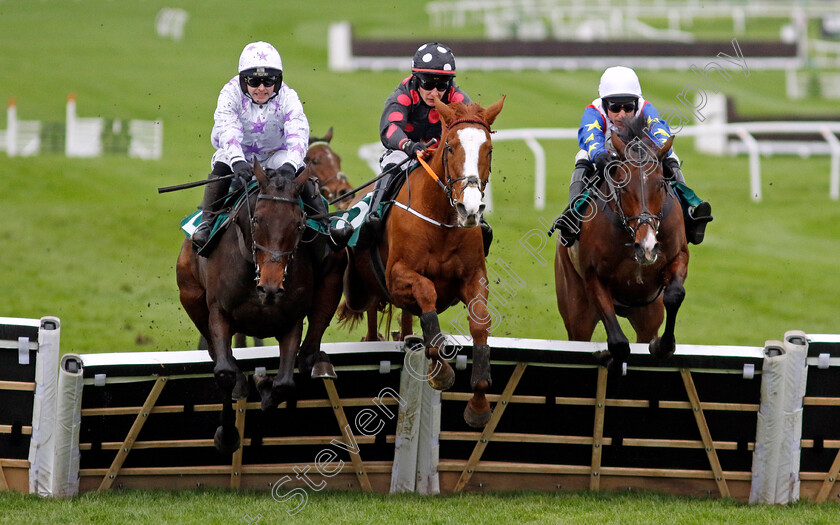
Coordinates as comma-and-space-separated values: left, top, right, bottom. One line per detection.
260, 381, 296, 412
464, 405, 492, 428
403, 335, 425, 352
427, 360, 455, 391
232, 370, 249, 400
214, 424, 241, 454
311, 361, 337, 379
593, 350, 613, 369
649, 337, 675, 360
213, 366, 238, 391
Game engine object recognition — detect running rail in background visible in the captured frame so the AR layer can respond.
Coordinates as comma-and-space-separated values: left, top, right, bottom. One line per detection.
359, 122, 840, 210
3, 316, 840, 504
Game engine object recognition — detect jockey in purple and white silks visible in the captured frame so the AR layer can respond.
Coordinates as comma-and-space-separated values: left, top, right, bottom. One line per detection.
191, 41, 352, 252
552, 66, 713, 247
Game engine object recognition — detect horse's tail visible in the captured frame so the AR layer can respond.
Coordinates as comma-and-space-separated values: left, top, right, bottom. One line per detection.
336, 300, 364, 331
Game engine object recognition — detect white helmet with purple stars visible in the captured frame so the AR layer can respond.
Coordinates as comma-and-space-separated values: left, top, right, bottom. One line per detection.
238, 41, 283, 96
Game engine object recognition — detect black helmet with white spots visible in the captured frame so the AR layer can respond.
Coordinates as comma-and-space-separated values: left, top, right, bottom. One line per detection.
411, 43, 456, 76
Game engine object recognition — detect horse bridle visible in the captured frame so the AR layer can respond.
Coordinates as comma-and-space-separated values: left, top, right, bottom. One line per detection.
241, 186, 305, 284
437, 118, 493, 208
316, 171, 349, 200
607, 159, 668, 246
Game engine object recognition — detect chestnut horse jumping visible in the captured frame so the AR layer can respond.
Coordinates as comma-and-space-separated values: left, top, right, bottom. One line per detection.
555, 116, 689, 368
339, 97, 505, 428
177, 162, 346, 453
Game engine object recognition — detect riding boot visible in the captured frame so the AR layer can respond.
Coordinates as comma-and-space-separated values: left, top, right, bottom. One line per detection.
301, 179, 353, 251
357, 163, 400, 248
192, 172, 233, 252
664, 157, 713, 245
550, 159, 595, 247
480, 217, 493, 257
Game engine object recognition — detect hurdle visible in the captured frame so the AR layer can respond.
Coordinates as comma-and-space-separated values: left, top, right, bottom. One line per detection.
3, 320, 840, 504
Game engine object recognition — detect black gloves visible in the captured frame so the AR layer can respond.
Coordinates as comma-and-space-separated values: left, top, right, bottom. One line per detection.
231, 161, 253, 184
401, 140, 428, 159
594, 151, 618, 175
278, 162, 298, 180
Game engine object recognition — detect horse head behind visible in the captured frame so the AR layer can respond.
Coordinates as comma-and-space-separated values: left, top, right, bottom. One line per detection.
609, 116, 675, 265
432, 97, 505, 227
307, 128, 353, 209
251, 162, 308, 304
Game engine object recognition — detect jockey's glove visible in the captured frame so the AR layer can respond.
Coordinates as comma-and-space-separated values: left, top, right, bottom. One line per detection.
232, 161, 254, 184
401, 140, 428, 159
278, 162, 298, 180
594, 151, 618, 175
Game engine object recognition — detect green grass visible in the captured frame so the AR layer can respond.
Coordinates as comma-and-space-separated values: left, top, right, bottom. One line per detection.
2, 489, 840, 525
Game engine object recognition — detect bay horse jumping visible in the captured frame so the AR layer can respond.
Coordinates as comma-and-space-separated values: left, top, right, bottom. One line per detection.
177, 162, 346, 453
196, 130, 353, 350
555, 116, 689, 368
339, 97, 505, 428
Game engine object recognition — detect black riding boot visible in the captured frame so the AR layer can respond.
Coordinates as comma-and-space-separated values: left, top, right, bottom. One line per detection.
480, 217, 493, 257
551, 159, 594, 247
357, 163, 400, 248
663, 158, 713, 245
300, 179, 353, 251
192, 170, 233, 252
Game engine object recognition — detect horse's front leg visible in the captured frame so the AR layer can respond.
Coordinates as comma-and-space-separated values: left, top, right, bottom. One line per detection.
298, 251, 345, 379
650, 253, 688, 359
586, 276, 631, 368
390, 262, 455, 391
207, 308, 241, 453
460, 275, 493, 428
256, 319, 303, 411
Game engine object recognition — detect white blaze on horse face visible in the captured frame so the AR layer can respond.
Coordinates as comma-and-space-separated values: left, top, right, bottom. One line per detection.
456, 127, 487, 226
638, 227, 658, 266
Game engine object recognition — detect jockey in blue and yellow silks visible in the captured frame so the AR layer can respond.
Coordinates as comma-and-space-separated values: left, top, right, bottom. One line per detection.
553, 66, 713, 247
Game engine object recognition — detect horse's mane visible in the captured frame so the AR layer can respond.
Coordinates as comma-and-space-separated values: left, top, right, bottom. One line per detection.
615, 116, 659, 164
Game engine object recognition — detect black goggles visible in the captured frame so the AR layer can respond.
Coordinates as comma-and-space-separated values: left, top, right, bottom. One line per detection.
245, 75, 279, 88
417, 76, 452, 91
606, 100, 637, 113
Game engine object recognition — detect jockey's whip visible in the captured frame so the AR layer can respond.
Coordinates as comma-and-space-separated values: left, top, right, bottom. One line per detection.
327, 158, 411, 206
328, 139, 437, 206
157, 174, 235, 194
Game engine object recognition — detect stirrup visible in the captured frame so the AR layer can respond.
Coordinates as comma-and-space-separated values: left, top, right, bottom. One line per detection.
328, 223, 354, 250
191, 222, 212, 248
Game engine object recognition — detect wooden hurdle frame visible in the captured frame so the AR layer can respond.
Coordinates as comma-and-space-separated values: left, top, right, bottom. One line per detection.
4, 322, 840, 504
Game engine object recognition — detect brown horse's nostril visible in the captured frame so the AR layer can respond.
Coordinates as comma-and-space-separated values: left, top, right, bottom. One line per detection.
455, 202, 468, 218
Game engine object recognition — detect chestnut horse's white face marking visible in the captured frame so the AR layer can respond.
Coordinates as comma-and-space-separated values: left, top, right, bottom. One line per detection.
455, 127, 487, 227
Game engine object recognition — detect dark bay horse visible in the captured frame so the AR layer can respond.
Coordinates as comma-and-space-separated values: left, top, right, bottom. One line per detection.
177, 162, 346, 453
196, 130, 353, 351
339, 97, 505, 428
555, 116, 689, 368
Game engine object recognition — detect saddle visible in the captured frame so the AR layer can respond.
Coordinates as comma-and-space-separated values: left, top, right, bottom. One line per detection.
180, 183, 324, 257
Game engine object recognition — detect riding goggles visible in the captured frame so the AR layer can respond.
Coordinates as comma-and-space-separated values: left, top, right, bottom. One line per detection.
245, 75, 279, 88
606, 100, 637, 113
417, 76, 452, 91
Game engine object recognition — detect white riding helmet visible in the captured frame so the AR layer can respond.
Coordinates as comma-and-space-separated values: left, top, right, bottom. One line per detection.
238, 41, 283, 97
598, 66, 642, 99
238, 41, 283, 75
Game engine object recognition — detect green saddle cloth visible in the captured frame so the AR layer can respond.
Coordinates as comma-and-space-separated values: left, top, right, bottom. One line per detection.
180, 183, 325, 253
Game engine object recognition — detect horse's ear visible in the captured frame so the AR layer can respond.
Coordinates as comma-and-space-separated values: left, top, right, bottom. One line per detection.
323, 127, 333, 143
610, 133, 627, 158
483, 95, 505, 126
656, 136, 674, 161
434, 97, 457, 129
254, 160, 269, 189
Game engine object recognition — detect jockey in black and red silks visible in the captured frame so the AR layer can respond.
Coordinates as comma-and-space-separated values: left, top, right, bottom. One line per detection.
360, 43, 492, 254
